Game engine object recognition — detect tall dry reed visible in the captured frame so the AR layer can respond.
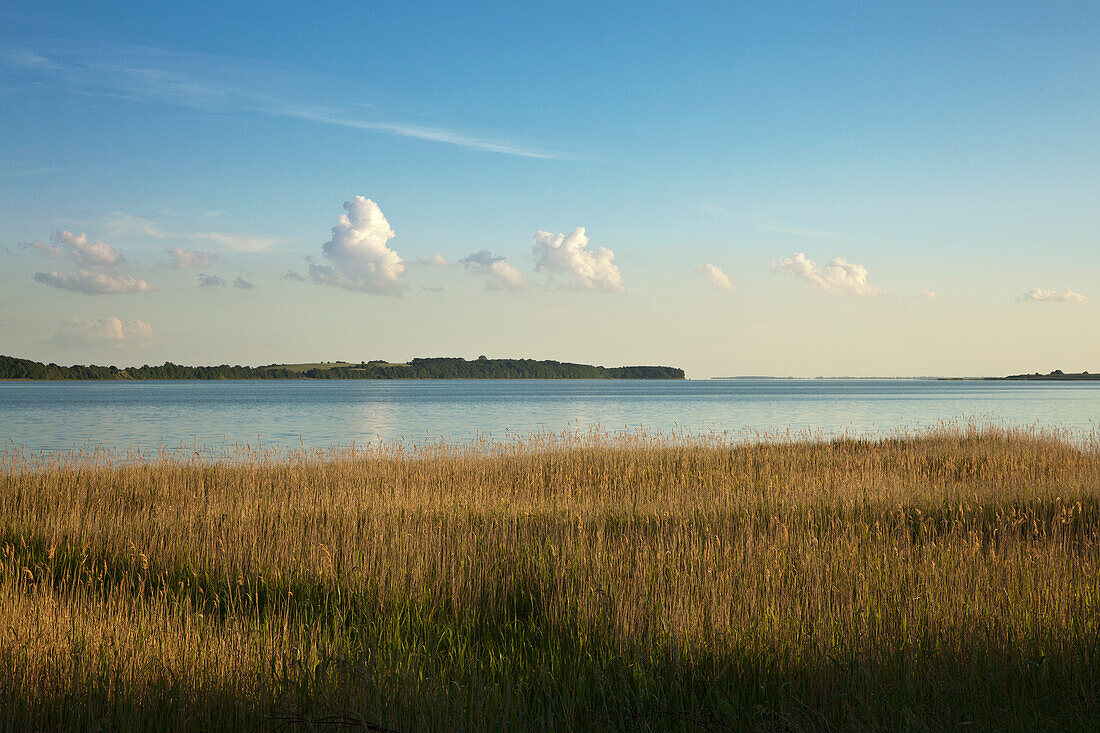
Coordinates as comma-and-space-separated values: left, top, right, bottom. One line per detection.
1, 425, 1098, 730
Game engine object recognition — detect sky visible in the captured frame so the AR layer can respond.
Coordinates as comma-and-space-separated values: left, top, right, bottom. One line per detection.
1, 1, 1097, 378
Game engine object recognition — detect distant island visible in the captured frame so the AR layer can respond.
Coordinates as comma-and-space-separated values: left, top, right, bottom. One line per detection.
938, 370, 1099, 381
0, 354, 684, 381
995, 370, 1097, 381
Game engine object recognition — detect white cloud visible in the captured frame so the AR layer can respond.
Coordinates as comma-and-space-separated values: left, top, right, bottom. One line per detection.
532, 227, 624, 292
695, 264, 733, 291
310, 196, 406, 295
26, 230, 123, 267
1020, 288, 1088, 303
771, 252, 881, 296
54, 316, 153, 347
233, 276, 254, 290
168, 247, 216, 269
34, 270, 153, 295
197, 273, 225, 287
918, 289, 937, 299
460, 250, 530, 290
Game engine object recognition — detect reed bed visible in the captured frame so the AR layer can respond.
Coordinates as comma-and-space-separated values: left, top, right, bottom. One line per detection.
1, 425, 1099, 731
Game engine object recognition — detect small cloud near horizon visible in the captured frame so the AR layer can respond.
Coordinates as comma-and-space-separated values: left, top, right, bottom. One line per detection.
197, 273, 226, 287
1019, 288, 1087, 303
771, 252, 881, 296
695, 264, 733, 291
167, 247, 216, 269
34, 269, 152, 295
233, 276, 254, 290
533, 228, 624, 292
25, 230, 123, 268
53, 316, 153, 347
918, 289, 937, 299
460, 250, 530, 290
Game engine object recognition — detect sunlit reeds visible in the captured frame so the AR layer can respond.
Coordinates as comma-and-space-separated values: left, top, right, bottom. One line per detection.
1, 424, 1098, 730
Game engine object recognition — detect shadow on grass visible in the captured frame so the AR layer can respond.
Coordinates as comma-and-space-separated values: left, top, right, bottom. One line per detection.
3, 529, 1100, 731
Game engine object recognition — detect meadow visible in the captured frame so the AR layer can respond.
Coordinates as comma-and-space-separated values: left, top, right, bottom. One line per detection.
1, 426, 1098, 731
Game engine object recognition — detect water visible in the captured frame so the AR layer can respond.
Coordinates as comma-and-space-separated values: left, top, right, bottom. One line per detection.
0, 379, 1097, 454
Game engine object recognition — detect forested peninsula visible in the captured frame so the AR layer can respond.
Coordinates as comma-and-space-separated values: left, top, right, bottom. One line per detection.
0, 355, 684, 381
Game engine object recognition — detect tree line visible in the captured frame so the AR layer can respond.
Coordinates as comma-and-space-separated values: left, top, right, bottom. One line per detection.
0, 355, 684, 381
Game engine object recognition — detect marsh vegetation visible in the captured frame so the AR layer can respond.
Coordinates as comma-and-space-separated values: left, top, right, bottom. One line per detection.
1, 427, 1098, 730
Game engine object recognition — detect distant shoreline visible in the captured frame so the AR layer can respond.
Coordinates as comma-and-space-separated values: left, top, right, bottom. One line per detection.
0, 355, 684, 381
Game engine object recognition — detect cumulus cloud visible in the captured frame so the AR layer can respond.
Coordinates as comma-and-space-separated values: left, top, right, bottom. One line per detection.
54, 316, 153, 347
167, 247, 216, 269
1020, 288, 1088, 303
25, 230, 123, 267
771, 252, 881, 296
233, 276, 254, 290
532, 227, 624, 292
460, 250, 530, 290
197, 273, 225, 287
695, 264, 733, 291
34, 270, 153, 295
310, 196, 406, 295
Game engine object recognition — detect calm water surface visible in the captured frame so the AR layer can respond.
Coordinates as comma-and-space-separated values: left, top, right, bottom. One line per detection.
1, 379, 1097, 454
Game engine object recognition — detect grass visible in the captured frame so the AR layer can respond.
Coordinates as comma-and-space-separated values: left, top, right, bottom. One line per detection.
1, 426, 1099, 731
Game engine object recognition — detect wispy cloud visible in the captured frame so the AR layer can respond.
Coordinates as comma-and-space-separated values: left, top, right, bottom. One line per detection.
918, 289, 937, 299
460, 250, 530, 290
101, 212, 283, 252
54, 316, 153, 348
771, 252, 882, 297
758, 224, 835, 238
1019, 288, 1088, 303
34, 269, 153, 295
24, 230, 123, 267
167, 247, 216, 269
5, 44, 561, 159
695, 264, 734, 291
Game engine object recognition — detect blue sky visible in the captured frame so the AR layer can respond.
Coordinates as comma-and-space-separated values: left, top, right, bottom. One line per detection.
1, 1, 1097, 376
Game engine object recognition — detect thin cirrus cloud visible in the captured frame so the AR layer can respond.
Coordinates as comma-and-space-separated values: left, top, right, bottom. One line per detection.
53, 316, 153, 348
101, 212, 283, 252
25, 230, 123, 267
695, 264, 734, 291
460, 250, 530, 290
1019, 288, 1088, 303
167, 247, 216, 269
34, 270, 153, 295
532, 228, 624, 292
310, 196, 406, 295
4, 45, 560, 159
771, 252, 882, 296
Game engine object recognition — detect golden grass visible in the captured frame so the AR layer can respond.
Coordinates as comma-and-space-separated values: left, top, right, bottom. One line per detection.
1, 426, 1099, 731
